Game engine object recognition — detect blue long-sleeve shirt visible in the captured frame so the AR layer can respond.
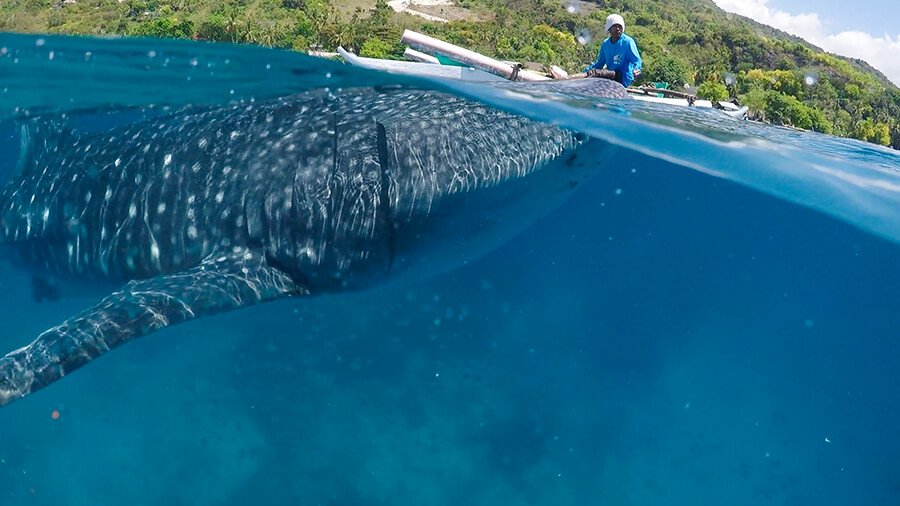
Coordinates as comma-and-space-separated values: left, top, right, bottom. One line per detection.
584, 33, 643, 87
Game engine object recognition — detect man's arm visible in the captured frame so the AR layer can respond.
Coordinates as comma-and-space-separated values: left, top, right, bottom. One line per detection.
629, 38, 643, 76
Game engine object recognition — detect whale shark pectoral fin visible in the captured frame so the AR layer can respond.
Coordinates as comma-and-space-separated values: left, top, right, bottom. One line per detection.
0, 248, 308, 407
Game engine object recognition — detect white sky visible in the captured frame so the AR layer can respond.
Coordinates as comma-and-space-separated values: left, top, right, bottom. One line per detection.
712, 0, 900, 86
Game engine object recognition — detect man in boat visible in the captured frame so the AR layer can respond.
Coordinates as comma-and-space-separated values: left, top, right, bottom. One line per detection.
583, 14, 643, 87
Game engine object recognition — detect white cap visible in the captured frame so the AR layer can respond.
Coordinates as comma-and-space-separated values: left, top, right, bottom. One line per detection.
605, 14, 625, 33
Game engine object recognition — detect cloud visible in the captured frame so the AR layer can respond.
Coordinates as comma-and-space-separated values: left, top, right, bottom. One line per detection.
712, 0, 900, 86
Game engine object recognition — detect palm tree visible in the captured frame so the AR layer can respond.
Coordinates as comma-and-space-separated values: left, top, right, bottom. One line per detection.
259, 21, 278, 47
224, 9, 240, 43
241, 18, 257, 44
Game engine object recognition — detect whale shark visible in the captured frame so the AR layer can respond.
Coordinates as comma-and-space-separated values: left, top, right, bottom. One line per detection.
0, 82, 623, 407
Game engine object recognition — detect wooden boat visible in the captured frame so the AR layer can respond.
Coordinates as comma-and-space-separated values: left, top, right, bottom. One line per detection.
337, 31, 749, 119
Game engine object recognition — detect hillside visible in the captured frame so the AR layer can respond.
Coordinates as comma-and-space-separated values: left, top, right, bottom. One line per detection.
1, 0, 898, 149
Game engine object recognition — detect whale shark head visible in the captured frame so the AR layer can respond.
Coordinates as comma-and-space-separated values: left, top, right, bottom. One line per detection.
234, 87, 613, 288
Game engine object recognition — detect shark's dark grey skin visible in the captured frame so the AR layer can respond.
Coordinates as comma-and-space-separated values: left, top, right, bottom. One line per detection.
0, 83, 618, 407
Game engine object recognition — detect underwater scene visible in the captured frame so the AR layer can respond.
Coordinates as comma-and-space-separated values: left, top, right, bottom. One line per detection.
0, 33, 899, 505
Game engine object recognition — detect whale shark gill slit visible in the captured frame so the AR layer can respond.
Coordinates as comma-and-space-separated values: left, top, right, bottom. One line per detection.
376, 120, 397, 271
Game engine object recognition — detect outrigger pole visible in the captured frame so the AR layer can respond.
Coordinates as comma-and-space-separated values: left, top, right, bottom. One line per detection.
400, 29, 550, 82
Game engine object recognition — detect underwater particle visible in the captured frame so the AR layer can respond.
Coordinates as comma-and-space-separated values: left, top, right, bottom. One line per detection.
804, 319, 815, 328
50, 409, 60, 420
35, 38, 45, 47
683, 402, 691, 409
48, 51, 54, 61
765, 452, 770, 458
825, 437, 831, 443
147, 50, 156, 58
325, 72, 332, 79
614, 188, 622, 195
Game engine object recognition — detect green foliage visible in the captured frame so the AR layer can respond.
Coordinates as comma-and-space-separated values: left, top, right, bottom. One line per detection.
696, 80, 728, 101
740, 89, 832, 133
738, 69, 802, 98
360, 37, 393, 58
643, 53, 688, 88
854, 119, 891, 146
517, 24, 578, 68
128, 17, 194, 38
195, 14, 230, 41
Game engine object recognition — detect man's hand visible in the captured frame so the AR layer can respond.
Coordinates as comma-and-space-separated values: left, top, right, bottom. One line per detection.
589, 68, 617, 80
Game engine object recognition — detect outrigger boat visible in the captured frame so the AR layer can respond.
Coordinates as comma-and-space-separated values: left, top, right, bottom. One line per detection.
337, 30, 749, 119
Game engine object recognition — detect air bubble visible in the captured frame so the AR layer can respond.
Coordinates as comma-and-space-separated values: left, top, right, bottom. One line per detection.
576, 29, 592, 46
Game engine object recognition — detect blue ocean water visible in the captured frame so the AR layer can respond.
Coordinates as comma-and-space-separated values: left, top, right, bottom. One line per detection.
0, 32, 899, 505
